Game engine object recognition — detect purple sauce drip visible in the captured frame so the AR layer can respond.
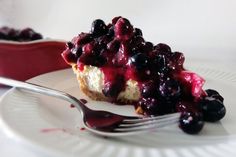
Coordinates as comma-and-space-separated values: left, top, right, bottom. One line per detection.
73, 98, 125, 132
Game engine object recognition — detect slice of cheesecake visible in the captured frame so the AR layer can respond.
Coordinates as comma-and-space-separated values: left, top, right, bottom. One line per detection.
62, 17, 225, 134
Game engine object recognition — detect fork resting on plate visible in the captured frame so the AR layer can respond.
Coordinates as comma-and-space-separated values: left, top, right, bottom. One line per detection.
0, 77, 180, 137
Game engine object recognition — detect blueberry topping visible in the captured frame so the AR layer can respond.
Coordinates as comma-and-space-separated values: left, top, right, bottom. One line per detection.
83, 42, 95, 54
138, 98, 175, 115
129, 53, 149, 70
179, 111, 204, 134
205, 89, 224, 102
129, 36, 145, 52
0, 31, 6, 39
107, 26, 115, 38
154, 43, 171, 52
91, 19, 108, 37
200, 97, 226, 122
18, 28, 35, 40
114, 18, 134, 41
0, 26, 42, 41
134, 28, 143, 36
107, 40, 120, 52
141, 81, 158, 98
31, 33, 43, 40
205, 89, 220, 96
61, 49, 77, 63
8, 28, 18, 40
72, 46, 83, 58
66, 42, 74, 49
169, 52, 185, 71
152, 54, 169, 74
137, 98, 160, 115
141, 42, 153, 53
112, 16, 122, 24
76, 33, 93, 45
158, 78, 181, 101
79, 53, 106, 67
102, 75, 125, 98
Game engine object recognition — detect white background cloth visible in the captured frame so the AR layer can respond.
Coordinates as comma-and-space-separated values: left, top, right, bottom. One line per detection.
0, 0, 236, 156
1, 0, 236, 62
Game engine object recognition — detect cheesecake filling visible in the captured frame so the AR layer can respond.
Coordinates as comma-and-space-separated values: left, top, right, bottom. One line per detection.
76, 65, 141, 101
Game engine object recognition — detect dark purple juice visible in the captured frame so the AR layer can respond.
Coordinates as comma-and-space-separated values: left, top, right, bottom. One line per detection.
74, 98, 125, 132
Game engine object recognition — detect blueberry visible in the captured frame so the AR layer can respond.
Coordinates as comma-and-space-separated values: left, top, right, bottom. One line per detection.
141, 81, 158, 98
18, 28, 34, 40
72, 46, 82, 58
83, 39, 105, 56
200, 97, 226, 122
95, 56, 106, 66
205, 89, 220, 96
31, 32, 43, 40
179, 111, 204, 134
8, 28, 18, 41
18, 27, 42, 41
152, 54, 169, 74
129, 53, 149, 70
107, 26, 115, 38
154, 43, 171, 52
79, 53, 106, 67
138, 98, 160, 115
142, 42, 153, 52
107, 40, 120, 52
158, 78, 181, 101
138, 98, 175, 115
66, 42, 74, 49
0, 27, 42, 41
0, 27, 19, 41
169, 52, 185, 71
93, 39, 107, 55
134, 28, 143, 36
91, 19, 108, 37
175, 101, 200, 113
61, 49, 77, 63
129, 35, 145, 52
205, 89, 224, 102
114, 18, 134, 41
95, 36, 112, 47
0, 31, 6, 39
76, 33, 93, 45
0, 27, 11, 40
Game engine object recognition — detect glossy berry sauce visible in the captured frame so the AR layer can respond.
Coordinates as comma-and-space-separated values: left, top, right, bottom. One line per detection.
74, 98, 125, 132
62, 17, 226, 134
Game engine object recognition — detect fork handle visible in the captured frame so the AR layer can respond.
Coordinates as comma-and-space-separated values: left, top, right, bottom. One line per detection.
0, 77, 84, 116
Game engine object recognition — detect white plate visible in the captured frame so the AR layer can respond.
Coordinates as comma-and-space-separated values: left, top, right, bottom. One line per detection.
1, 61, 236, 157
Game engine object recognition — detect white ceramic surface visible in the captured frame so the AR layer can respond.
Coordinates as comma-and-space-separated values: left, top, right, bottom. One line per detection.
0, 61, 236, 157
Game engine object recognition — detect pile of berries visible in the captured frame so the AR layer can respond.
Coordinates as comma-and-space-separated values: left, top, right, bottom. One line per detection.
0, 26, 43, 42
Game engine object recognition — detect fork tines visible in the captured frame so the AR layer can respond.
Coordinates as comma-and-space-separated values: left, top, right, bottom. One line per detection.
113, 113, 180, 132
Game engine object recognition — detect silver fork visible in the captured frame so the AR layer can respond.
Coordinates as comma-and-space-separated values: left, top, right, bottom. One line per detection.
0, 77, 180, 137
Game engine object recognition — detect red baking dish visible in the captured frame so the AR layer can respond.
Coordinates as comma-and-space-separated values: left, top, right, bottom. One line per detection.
0, 39, 70, 81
